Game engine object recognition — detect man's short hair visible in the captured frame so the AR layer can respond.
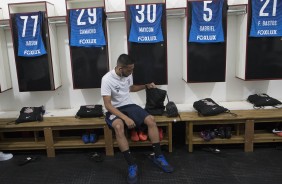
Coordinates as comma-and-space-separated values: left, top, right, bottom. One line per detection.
117, 54, 135, 66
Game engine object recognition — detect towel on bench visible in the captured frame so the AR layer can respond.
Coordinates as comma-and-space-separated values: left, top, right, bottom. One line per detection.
247, 94, 282, 109
193, 98, 231, 116
16, 106, 45, 124
75, 105, 104, 118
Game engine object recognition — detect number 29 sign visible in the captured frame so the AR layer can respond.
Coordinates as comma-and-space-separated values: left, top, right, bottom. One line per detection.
69, 8, 106, 47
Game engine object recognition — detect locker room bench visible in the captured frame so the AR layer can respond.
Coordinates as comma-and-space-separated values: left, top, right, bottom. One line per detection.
0, 109, 113, 157
177, 101, 282, 152
0, 109, 179, 157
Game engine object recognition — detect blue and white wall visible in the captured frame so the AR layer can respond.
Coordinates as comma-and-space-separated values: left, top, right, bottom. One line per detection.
0, 0, 282, 111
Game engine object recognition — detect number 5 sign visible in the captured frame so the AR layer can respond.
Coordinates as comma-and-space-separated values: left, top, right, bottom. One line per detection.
188, 0, 224, 43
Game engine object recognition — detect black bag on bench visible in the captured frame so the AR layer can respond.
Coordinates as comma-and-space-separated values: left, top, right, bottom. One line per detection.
16, 106, 45, 124
193, 98, 232, 116
165, 95, 179, 117
145, 88, 167, 115
247, 93, 282, 109
76, 105, 104, 118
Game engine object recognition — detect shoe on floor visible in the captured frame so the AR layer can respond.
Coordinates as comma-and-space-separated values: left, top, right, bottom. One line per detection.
131, 130, 139, 142
18, 156, 39, 166
0, 152, 13, 161
89, 152, 104, 162
127, 164, 138, 184
138, 131, 148, 141
148, 153, 174, 173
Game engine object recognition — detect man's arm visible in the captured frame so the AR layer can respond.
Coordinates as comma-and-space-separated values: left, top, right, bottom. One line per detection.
102, 96, 136, 129
130, 82, 156, 92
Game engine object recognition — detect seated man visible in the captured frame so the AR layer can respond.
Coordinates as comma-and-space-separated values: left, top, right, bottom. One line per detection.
101, 54, 174, 184
0, 152, 13, 161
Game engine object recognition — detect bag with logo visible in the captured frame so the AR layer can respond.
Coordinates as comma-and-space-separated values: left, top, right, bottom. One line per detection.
165, 95, 179, 117
247, 94, 282, 109
15, 106, 45, 124
193, 98, 232, 116
76, 105, 104, 118
145, 88, 167, 115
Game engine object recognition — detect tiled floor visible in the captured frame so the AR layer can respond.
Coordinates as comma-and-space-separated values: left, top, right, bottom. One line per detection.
1, 123, 282, 184
1, 143, 282, 184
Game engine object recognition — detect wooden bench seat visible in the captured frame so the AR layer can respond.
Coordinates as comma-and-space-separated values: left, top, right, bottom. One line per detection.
3, 101, 281, 155
0, 114, 113, 157
0, 109, 178, 157
180, 107, 282, 152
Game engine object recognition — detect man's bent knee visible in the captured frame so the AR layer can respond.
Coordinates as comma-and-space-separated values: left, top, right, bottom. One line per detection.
112, 119, 125, 135
145, 115, 156, 127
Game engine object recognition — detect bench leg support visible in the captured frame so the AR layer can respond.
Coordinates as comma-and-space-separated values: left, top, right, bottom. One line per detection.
44, 127, 55, 157
244, 120, 254, 152
168, 123, 172, 152
104, 125, 114, 156
186, 122, 194, 153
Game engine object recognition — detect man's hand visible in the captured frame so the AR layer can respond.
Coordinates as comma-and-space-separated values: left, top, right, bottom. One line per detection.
124, 117, 136, 129
145, 82, 156, 89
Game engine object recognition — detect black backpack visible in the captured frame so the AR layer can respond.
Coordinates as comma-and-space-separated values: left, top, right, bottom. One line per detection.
75, 105, 104, 118
165, 95, 179, 117
15, 106, 45, 124
247, 94, 282, 109
193, 98, 233, 116
145, 88, 167, 115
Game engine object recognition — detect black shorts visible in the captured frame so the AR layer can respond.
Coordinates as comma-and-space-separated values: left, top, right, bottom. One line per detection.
105, 104, 149, 129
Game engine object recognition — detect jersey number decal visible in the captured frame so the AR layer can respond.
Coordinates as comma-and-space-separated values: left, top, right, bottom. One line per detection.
77, 8, 97, 25
20, 15, 38, 37
259, 0, 277, 17
203, 1, 213, 22
135, 4, 156, 23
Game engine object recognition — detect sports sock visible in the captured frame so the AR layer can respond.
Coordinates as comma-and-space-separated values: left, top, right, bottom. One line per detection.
122, 150, 136, 166
152, 143, 162, 157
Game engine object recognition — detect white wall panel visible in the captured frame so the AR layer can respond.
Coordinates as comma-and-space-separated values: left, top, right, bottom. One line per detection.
105, 0, 125, 12
166, 0, 186, 9
1, 0, 282, 111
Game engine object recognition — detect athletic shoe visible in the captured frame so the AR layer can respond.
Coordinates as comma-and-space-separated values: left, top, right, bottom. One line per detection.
273, 129, 282, 136
217, 127, 225, 139
18, 156, 39, 166
148, 153, 174, 173
158, 127, 163, 141
138, 131, 148, 141
0, 152, 13, 161
272, 128, 282, 133
276, 132, 282, 137
225, 127, 232, 139
131, 130, 139, 142
89, 133, 97, 143
127, 164, 138, 184
200, 130, 211, 141
209, 130, 216, 139
82, 134, 90, 144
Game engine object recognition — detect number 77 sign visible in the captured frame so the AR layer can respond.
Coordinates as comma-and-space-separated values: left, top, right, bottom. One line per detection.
15, 11, 47, 57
